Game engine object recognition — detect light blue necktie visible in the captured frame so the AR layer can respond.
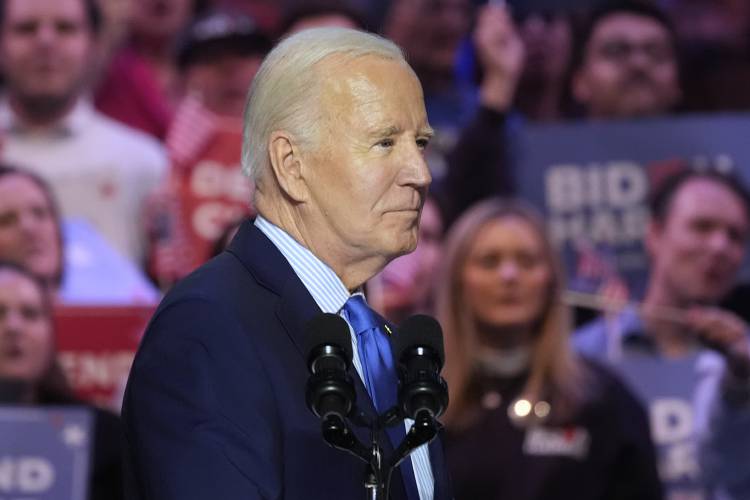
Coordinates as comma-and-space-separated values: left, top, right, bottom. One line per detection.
343, 295, 420, 500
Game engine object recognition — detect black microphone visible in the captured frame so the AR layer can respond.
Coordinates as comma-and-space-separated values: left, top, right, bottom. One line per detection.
304, 313, 356, 420
392, 314, 449, 420
305, 313, 372, 463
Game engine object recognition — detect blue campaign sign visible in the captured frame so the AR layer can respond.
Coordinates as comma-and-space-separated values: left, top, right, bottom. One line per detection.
512, 113, 750, 297
59, 218, 159, 305
0, 406, 92, 500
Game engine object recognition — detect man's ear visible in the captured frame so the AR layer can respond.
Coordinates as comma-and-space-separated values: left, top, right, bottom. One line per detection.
267, 130, 309, 203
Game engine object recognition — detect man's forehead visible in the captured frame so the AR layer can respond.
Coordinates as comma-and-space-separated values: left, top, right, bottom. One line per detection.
5, 0, 86, 22
0, 271, 44, 301
592, 13, 671, 42
669, 178, 750, 225
318, 54, 411, 87
318, 55, 425, 118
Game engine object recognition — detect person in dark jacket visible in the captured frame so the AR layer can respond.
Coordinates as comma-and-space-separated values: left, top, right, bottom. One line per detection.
437, 198, 662, 500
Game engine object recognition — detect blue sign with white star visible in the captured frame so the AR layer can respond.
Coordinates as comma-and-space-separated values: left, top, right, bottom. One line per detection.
0, 406, 92, 500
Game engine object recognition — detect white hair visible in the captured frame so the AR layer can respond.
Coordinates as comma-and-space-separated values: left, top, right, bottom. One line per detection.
241, 27, 406, 182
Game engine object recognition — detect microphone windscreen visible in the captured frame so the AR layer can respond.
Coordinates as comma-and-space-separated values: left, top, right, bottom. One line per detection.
304, 312, 353, 362
393, 314, 445, 367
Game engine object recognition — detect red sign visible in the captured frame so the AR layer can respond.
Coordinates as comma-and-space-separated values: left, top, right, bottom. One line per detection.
54, 306, 154, 411
177, 124, 252, 253
149, 108, 254, 285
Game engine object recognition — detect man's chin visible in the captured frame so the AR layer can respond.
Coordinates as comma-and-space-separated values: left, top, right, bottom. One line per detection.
394, 244, 417, 259
682, 288, 727, 307
388, 236, 419, 259
617, 96, 665, 118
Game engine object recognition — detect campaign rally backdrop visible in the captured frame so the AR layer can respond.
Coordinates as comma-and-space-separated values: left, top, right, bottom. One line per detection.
512, 113, 750, 297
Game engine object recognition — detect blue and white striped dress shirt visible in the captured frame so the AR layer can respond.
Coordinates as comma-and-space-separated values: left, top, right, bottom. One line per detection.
255, 216, 435, 500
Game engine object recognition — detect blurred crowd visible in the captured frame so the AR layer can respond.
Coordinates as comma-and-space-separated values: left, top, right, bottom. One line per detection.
1, 0, 750, 499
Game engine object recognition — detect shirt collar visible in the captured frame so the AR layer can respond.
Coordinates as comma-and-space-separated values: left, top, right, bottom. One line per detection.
0, 96, 94, 137
615, 305, 657, 351
254, 215, 352, 314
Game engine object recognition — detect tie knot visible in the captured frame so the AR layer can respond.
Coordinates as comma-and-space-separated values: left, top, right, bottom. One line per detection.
343, 295, 380, 335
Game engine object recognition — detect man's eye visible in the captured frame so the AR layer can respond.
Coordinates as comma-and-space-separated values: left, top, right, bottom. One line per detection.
0, 211, 19, 227
377, 139, 394, 148
56, 21, 80, 35
598, 40, 630, 61
31, 205, 51, 221
691, 219, 714, 234
516, 253, 540, 269
416, 138, 430, 150
12, 21, 37, 35
21, 305, 42, 321
476, 254, 500, 269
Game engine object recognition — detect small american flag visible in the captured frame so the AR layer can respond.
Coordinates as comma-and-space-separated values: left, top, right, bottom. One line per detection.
166, 94, 219, 169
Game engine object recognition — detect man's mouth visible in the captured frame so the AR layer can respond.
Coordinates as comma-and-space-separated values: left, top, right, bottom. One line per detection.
1, 345, 24, 359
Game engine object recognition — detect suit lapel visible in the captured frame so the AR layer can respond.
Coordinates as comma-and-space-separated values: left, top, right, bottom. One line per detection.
227, 219, 409, 500
276, 277, 321, 360
227, 219, 320, 361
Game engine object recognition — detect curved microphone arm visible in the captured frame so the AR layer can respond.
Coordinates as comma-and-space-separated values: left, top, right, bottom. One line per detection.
321, 413, 372, 463
386, 409, 439, 471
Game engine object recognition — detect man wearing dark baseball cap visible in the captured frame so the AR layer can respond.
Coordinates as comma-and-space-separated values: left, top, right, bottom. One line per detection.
177, 10, 272, 117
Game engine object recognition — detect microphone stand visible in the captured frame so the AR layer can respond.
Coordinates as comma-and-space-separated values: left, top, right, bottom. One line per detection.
320, 413, 371, 463
363, 440, 385, 500
318, 413, 388, 500
316, 406, 439, 500
387, 409, 438, 470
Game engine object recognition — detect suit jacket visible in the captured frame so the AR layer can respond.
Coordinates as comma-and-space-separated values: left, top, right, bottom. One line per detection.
122, 219, 452, 499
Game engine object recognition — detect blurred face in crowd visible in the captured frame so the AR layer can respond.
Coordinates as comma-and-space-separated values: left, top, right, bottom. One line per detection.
0, 175, 61, 285
379, 197, 443, 319
97, 0, 133, 38
285, 13, 359, 35
647, 178, 749, 305
299, 55, 432, 273
573, 13, 681, 119
417, 198, 444, 271
0, 268, 54, 385
185, 52, 264, 117
517, 12, 572, 84
462, 216, 552, 339
666, 0, 750, 51
0, 0, 94, 112
385, 0, 472, 79
131, 0, 193, 40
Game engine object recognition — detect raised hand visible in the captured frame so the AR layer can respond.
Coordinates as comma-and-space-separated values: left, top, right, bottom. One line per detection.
473, 3, 525, 111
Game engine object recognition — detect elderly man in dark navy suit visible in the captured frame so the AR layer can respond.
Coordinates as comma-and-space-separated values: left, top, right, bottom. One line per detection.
122, 27, 451, 500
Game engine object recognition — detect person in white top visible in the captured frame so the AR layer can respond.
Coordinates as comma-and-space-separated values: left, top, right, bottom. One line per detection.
0, 0, 167, 265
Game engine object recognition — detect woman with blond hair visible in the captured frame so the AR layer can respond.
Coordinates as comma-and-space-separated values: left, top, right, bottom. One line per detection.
438, 198, 662, 500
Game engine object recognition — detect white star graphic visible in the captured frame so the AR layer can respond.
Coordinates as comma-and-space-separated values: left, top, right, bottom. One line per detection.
61, 424, 88, 448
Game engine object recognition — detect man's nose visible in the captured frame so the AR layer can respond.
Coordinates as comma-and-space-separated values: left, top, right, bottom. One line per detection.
18, 211, 39, 235
2, 311, 24, 335
625, 45, 655, 70
400, 147, 432, 189
498, 261, 519, 282
34, 24, 58, 46
707, 228, 734, 253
